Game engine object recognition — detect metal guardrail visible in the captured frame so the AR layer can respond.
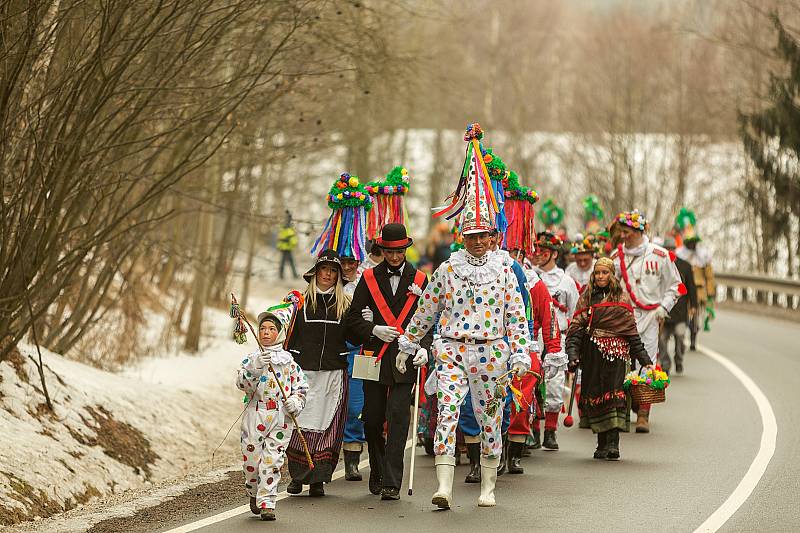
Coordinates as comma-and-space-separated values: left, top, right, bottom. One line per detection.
715, 272, 800, 312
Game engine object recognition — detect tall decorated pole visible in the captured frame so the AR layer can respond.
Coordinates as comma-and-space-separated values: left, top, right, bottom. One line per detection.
501, 170, 539, 258
311, 172, 373, 260
365, 166, 410, 240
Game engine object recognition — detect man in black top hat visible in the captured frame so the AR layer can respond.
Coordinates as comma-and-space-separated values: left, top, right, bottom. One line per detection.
344, 223, 431, 501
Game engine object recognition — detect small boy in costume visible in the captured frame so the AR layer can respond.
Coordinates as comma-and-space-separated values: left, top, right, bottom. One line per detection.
236, 296, 308, 521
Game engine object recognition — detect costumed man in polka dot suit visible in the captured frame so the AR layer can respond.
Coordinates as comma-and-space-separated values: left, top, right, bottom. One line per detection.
236, 294, 308, 521
611, 210, 681, 433
398, 123, 531, 510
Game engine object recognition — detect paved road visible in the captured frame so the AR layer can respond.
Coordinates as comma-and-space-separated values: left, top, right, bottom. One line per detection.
158, 309, 797, 533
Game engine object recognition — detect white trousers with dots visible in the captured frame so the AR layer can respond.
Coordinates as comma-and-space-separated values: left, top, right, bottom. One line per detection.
241, 401, 291, 510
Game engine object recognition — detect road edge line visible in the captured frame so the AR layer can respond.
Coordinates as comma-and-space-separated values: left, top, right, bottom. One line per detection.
164, 439, 413, 532
693, 344, 778, 533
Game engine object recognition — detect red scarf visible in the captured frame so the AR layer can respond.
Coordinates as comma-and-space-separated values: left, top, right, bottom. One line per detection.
617, 244, 659, 311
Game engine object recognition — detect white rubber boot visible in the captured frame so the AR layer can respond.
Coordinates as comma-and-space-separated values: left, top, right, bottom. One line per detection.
431, 455, 456, 509
477, 456, 500, 507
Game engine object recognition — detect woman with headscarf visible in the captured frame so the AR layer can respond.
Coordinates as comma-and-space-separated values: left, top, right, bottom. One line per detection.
285, 250, 368, 496
565, 257, 652, 460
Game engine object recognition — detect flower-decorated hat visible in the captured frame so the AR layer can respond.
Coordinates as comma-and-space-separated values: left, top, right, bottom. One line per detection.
535, 230, 563, 251
615, 209, 648, 232
311, 173, 373, 260
432, 123, 501, 235
365, 166, 410, 240
570, 234, 602, 257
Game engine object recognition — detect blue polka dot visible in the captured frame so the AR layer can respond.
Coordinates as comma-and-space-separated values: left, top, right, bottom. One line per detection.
476, 297, 483, 304
463, 323, 470, 329
260, 376, 267, 382
479, 357, 487, 363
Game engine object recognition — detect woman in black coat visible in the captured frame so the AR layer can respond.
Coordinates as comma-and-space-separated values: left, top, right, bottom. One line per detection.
285, 250, 367, 496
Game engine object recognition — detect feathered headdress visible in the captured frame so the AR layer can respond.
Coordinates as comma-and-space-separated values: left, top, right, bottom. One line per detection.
311, 173, 373, 260
432, 123, 501, 235
365, 166, 410, 240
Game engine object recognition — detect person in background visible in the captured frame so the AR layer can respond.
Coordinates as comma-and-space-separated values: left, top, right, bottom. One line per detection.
658, 237, 696, 374
277, 210, 299, 280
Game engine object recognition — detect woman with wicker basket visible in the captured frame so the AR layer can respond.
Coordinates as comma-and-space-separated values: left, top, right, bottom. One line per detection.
565, 258, 652, 460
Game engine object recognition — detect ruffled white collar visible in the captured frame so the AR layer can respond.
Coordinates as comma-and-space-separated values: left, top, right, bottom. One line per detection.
449, 249, 505, 284
623, 236, 649, 257
257, 345, 293, 365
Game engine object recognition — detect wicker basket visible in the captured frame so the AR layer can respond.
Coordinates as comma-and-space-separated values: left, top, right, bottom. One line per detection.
629, 384, 666, 405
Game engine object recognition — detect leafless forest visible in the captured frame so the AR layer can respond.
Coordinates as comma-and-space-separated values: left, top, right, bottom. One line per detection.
2, 0, 799, 369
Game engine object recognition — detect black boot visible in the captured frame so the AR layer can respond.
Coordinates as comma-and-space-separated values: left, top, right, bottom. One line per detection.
249, 497, 259, 515
309, 482, 325, 496
344, 450, 362, 481
464, 443, 481, 483
593, 431, 608, 459
606, 429, 620, 461
497, 436, 508, 476
542, 429, 559, 450
508, 441, 524, 474
286, 479, 303, 494
368, 469, 382, 495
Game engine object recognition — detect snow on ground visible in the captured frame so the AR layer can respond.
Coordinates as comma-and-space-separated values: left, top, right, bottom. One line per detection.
0, 276, 301, 528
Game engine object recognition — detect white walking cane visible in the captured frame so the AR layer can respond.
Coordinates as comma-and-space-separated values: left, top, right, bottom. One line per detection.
408, 365, 421, 496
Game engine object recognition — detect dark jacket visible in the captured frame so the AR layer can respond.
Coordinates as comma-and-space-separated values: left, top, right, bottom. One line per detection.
345, 261, 433, 385
287, 291, 366, 371
666, 256, 697, 325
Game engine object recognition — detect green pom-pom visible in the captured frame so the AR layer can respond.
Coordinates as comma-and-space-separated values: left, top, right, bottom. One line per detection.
582, 195, 604, 222
504, 170, 539, 204
326, 173, 373, 210
539, 198, 564, 226
482, 148, 507, 181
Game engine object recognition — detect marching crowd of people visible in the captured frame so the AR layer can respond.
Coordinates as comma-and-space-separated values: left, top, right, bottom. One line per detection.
233, 124, 716, 521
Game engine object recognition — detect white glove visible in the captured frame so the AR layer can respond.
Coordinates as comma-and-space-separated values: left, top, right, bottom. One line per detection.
373, 325, 400, 343
412, 348, 428, 367
283, 396, 302, 416
361, 307, 374, 322
258, 351, 273, 368
511, 361, 528, 376
396, 351, 410, 373
654, 306, 669, 321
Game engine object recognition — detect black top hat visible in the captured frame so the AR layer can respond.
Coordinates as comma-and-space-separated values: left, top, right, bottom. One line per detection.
303, 249, 344, 283
376, 223, 413, 250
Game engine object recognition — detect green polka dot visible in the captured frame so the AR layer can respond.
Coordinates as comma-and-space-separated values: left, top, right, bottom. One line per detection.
450, 405, 456, 412
485, 320, 491, 327
276, 431, 284, 439
488, 298, 495, 305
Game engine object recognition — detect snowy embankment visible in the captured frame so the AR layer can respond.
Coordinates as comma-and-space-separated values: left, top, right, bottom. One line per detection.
0, 287, 289, 527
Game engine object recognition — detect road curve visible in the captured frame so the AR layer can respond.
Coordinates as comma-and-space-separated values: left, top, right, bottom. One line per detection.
129, 309, 797, 533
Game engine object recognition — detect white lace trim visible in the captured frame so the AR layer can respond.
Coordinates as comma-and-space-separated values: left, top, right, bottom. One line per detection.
449, 249, 505, 284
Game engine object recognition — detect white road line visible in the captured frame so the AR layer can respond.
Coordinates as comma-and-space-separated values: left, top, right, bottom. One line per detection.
165, 439, 413, 533
693, 345, 778, 533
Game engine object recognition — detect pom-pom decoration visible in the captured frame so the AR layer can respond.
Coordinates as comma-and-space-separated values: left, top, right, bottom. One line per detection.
570, 234, 603, 257
463, 122, 484, 141
501, 171, 539, 257
311, 173, 373, 260
538, 199, 565, 229
365, 166, 410, 240
480, 147, 508, 233
674, 206, 701, 242
563, 415, 574, 427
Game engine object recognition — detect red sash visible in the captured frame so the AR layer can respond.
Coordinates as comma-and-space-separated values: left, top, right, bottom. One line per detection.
363, 268, 427, 362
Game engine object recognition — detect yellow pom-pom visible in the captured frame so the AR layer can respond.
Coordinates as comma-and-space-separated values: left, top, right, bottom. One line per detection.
401, 168, 408, 176
348, 177, 359, 187
337, 193, 343, 200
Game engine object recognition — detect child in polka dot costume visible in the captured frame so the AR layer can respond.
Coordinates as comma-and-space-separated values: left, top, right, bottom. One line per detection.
236, 309, 308, 521
398, 240, 530, 508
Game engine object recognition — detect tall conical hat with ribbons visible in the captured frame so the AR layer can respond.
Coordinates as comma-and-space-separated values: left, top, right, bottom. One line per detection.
311, 173, 373, 260
432, 123, 500, 235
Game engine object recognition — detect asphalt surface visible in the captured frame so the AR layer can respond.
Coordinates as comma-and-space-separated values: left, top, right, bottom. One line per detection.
141, 310, 798, 532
